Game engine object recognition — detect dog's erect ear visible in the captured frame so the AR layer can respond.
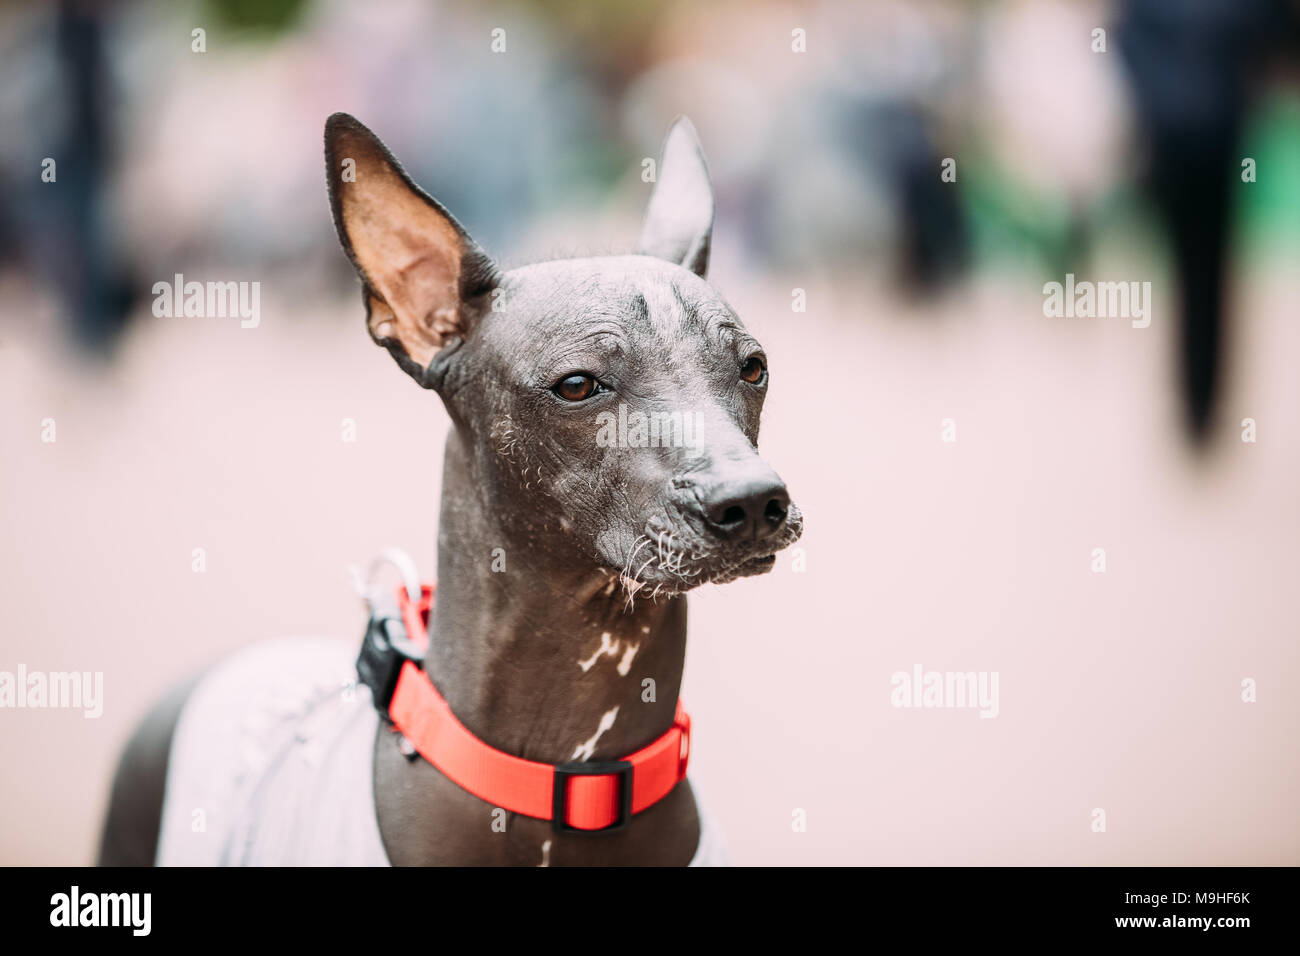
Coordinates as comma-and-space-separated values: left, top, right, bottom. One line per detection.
636, 117, 714, 278
324, 112, 497, 386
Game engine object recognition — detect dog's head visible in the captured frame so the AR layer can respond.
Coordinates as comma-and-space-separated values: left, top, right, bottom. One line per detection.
325, 113, 801, 596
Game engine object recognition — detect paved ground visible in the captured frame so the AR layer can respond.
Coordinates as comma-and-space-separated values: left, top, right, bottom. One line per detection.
2, 251, 1297, 864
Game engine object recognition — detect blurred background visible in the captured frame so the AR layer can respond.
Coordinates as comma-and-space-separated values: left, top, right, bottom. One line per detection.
1, 0, 1298, 865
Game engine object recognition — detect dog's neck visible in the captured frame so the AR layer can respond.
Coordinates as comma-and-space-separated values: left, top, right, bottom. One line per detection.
426, 429, 688, 760
374, 429, 700, 865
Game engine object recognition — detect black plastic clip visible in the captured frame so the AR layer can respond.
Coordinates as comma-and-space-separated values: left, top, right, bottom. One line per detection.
551, 760, 634, 834
356, 601, 425, 714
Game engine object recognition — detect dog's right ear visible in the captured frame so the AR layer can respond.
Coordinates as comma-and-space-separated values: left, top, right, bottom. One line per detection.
324, 113, 497, 387
636, 117, 714, 278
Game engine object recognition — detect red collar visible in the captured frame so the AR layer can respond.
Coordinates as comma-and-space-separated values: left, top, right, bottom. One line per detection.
359, 583, 691, 833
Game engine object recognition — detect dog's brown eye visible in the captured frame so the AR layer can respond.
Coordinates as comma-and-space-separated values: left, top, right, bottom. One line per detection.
740, 356, 766, 384
553, 374, 598, 402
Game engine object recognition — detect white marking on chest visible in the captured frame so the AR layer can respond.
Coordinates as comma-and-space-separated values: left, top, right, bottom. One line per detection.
578, 632, 640, 676
578, 632, 618, 672
571, 706, 619, 762
539, 839, 552, 867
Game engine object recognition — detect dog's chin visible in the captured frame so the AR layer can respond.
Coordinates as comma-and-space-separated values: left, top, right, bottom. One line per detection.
728, 548, 774, 580
603, 504, 802, 600
698, 552, 779, 587
608, 551, 778, 599
627, 507, 801, 595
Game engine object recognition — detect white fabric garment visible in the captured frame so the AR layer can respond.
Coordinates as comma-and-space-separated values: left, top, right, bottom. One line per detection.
155, 637, 727, 866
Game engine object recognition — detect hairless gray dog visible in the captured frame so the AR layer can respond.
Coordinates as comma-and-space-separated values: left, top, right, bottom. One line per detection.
99, 115, 802, 866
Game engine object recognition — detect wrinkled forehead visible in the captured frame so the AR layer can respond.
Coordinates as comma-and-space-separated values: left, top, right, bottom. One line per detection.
494, 255, 740, 350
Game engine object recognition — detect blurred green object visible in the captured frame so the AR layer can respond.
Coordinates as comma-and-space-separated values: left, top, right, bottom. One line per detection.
202, 0, 308, 34
961, 90, 1300, 276
959, 147, 1079, 277
1236, 92, 1300, 250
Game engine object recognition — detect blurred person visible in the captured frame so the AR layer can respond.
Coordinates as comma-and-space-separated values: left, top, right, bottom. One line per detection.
1117, 0, 1294, 445
4, 1, 136, 355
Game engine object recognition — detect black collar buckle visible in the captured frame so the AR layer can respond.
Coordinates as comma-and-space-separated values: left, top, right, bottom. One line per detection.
551, 760, 634, 834
356, 599, 425, 713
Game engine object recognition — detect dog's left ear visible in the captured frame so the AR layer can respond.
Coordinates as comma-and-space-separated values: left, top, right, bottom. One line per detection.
636, 117, 714, 278
324, 112, 497, 387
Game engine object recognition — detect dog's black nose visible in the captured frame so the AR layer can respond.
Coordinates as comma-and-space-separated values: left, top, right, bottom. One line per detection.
700, 476, 790, 542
